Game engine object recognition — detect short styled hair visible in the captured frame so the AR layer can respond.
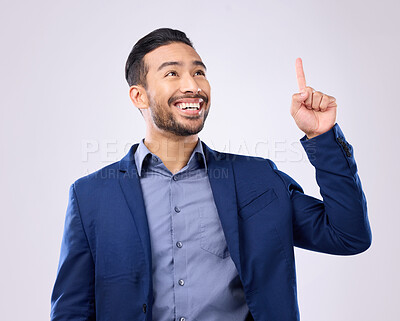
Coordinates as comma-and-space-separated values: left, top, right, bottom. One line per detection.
125, 28, 194, 88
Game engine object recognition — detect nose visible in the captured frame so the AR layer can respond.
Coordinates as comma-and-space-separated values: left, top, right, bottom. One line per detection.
179, 73, 201, 94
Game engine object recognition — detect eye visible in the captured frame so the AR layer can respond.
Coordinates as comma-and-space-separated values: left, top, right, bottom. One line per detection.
165, 71, 178, 77
194, 70, 206, 76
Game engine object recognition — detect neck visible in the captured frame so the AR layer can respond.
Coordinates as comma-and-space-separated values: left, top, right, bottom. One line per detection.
143, 129, 199, 174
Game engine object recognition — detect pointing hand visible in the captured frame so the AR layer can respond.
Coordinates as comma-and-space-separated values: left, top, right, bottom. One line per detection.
290, 58, 337, 139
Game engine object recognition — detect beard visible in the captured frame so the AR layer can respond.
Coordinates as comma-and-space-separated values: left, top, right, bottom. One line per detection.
148, 95, 210, 137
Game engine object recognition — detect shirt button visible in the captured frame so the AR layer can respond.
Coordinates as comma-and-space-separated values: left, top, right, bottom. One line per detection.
152, 156, 159, 162
173, 176, 178, 181
174, 206, 181, 213
179, 318, 186, 321
178, 279, 185, 286
176, 241, 183, 248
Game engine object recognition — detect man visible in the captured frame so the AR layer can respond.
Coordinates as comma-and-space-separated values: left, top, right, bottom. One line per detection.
51, 28, 372, 321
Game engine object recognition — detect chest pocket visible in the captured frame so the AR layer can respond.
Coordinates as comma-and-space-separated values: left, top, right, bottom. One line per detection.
238, 188, 278, 221
199, 206, 230, 259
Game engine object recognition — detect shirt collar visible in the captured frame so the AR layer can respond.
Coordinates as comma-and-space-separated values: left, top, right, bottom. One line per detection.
134, 138, 207, 177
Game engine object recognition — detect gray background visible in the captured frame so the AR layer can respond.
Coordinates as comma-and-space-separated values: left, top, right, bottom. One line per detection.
1, 0, 398, 320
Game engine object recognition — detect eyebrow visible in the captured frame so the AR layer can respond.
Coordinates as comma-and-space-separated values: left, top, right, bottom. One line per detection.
157, 60, 207, 72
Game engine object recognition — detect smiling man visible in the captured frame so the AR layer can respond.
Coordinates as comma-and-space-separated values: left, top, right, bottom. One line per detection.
128, 40, 211, 174
51, 28, 372, 321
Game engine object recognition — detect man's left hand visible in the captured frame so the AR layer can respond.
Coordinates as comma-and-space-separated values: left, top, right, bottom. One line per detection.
290, 58, 337, 139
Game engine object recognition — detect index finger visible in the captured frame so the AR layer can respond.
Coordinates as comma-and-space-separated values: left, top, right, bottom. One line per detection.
295, 57, 306, 91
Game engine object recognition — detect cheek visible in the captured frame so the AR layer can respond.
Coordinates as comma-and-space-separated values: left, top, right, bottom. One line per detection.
199, 79, 211, 95
148, 91, 169, 107
147, 80, 171, 99
203, 82, 211, 102
157, 85, 177, 104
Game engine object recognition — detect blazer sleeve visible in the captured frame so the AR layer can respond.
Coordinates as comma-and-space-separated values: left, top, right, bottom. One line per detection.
51, 183, 96, 321
269, 123, 372, 255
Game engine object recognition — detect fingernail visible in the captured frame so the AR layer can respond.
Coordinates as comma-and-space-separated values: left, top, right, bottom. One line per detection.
300, 91, 307, 97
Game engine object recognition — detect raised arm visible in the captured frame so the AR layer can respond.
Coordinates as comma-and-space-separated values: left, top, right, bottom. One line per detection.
275, 59, 372, 254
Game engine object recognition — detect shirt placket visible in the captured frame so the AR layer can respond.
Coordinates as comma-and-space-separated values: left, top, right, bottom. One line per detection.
170, 173, 189, 321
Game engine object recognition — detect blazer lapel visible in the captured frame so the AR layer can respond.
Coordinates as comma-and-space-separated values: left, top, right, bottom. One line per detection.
118, 144, 153, 282
117, 142, 242, 278
202, 142, 242, 276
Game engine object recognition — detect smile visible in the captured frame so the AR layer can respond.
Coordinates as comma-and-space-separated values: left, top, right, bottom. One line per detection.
173, 98, 204, 115
174, 98, 204, 109
176, 102, 200, 110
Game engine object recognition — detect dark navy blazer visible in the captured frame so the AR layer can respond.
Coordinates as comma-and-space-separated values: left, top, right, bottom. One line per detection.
51, 123, 372, 321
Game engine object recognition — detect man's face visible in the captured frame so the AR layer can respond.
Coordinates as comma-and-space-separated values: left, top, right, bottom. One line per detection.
142, 42, 211, 137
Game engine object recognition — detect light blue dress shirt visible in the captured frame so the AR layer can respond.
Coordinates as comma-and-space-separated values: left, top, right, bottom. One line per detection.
134, 138, 249, 321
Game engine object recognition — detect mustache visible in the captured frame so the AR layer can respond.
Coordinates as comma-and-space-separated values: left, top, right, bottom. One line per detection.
169, 93, 209, 105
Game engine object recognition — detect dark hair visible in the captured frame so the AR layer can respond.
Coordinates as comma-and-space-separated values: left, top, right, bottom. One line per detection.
125, 28, 194, 88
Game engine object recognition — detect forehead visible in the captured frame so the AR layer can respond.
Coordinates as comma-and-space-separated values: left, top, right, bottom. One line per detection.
144, 42, 203, 72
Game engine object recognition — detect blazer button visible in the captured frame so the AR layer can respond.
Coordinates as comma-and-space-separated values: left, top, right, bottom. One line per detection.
143, 303, 147, 313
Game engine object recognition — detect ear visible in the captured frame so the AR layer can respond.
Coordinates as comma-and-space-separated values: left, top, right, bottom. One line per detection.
129, 85, 149, 110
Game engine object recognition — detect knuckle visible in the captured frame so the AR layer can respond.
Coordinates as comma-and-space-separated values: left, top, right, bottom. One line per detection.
314, 91, 323, 97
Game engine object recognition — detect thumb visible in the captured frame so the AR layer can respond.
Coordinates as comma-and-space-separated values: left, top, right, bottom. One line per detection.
291, 91, 308, 116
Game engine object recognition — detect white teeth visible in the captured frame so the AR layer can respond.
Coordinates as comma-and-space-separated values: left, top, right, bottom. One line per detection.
176, 102, 201, 110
